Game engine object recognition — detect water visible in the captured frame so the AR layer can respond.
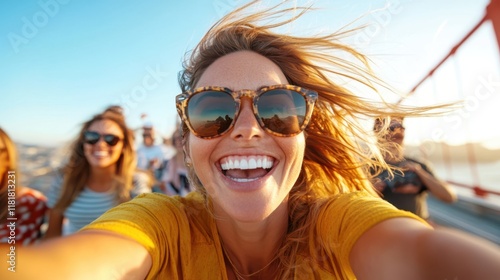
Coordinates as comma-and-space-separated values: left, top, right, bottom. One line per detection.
431, 160, 500, 206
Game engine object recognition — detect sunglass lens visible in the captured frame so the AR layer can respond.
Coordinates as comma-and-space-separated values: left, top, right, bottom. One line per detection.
84, 131, 100, 144
257, 89, 306, 135
187, 90, 235, 137
104, 134, 120, 146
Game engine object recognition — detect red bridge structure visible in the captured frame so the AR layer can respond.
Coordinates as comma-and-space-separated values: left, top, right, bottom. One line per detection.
397, 0, 500, 243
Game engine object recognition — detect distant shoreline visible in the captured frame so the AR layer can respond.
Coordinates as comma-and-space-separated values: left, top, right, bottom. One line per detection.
405, 142, 500, 163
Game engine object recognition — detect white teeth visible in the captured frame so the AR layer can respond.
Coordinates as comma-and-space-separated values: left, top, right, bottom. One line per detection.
261, 157, 271, 169
230, 177, 260, 182
249, 158, 257, 169
94, 151, 108, 157
220, 155, 274, 170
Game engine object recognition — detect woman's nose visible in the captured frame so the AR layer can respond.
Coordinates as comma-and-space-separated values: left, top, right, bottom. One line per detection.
229, 99, 265, 140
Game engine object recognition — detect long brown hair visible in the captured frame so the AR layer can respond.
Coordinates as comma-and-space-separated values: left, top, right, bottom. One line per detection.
0, 128, 20, 222
178, 1, 439, 277
52, 113, 136, 212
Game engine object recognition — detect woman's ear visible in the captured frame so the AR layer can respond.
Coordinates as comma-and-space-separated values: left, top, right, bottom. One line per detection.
184, 156, 192, 167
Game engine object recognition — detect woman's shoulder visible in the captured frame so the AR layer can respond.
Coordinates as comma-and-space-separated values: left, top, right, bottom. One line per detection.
17, 187, 48, 204
314, 191, 424, 265
323, 190, 382, 206
14, 187, 48, 217
317, 190, 423, 234
317, 190, 409, 227
18, 186, 46, 198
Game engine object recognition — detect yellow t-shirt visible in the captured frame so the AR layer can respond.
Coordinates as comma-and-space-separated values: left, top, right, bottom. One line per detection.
83, 191, 425, 279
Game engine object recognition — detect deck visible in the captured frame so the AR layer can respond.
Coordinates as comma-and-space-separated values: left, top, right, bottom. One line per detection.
428, 194, 500, 245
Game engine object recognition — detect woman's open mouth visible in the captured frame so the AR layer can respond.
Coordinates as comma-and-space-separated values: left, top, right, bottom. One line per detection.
220, 155, 274, 183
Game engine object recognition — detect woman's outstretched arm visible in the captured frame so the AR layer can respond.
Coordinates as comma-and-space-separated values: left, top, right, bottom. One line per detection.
350, 218, 500, 280
1, 230, 151, 280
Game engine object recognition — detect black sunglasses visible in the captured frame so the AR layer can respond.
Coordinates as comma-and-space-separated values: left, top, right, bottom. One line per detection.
84, 131, 122, 146
176, 85, 318, 139
389, 123, 405, 132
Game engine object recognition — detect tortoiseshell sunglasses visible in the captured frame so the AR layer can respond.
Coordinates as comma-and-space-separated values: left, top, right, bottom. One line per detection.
176, 85, 318, 139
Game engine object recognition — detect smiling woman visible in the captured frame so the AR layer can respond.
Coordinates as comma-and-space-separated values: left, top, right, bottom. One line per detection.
43, 110, 151, 238
1, 1, 499, 280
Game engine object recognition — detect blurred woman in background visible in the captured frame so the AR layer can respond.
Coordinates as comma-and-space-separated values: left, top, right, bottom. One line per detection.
0, 128, 48, 245
44, 112, 150, 238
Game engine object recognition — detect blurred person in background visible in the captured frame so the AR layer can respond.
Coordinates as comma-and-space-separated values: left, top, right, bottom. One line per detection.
44, 112, 151, 238
0, 128, 48, 245
136, 121, 173, 192
161, 128, 192, 196
372, 116, 457, 220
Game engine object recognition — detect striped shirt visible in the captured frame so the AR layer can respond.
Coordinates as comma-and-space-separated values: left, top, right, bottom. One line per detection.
47, 172, 151, 235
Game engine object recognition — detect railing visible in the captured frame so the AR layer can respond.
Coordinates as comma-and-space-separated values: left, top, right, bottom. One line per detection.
446, 180, 500, 198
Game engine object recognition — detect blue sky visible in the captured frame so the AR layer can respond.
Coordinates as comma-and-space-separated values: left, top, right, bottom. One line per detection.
1, 0, 497, 148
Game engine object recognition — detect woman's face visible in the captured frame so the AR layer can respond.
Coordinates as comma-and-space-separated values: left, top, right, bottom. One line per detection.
83, 120, 125, 170
387, 118, 405, 145
186, 51, 306, 222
